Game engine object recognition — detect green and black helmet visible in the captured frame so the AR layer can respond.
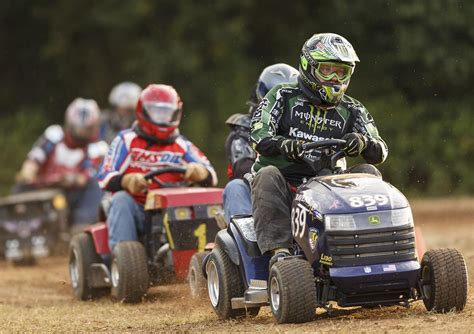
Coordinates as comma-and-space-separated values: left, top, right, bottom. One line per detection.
298, 33, 360, 108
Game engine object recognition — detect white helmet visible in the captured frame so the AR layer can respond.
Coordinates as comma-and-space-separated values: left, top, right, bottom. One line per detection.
65, 98, 100, 143
108, 82, 142, 109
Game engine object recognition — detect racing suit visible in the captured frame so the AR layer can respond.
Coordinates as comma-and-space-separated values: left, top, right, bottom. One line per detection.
250, 82, 388, 254
97, 125, 217, 249
222, 113, 256, 223
23, 125, 105, 225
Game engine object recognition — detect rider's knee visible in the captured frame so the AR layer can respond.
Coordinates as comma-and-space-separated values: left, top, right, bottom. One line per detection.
110, 191, 135, 209
224, 178, 248, 193
255, 165, 281, 180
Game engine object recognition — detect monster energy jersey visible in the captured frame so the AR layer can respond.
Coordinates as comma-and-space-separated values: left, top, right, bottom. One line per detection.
250, 82, 388, 186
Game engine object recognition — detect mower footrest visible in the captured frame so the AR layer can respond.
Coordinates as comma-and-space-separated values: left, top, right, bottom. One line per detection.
89, 263, 111, 288
231, 288, 268, 309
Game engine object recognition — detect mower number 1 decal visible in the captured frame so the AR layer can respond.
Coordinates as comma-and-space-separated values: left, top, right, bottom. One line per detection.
349, 194, 388, 208
193, 223, 207, 252
291, 204, 307, 239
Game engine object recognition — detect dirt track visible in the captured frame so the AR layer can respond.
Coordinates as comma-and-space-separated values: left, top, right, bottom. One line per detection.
0, 198, 473, 332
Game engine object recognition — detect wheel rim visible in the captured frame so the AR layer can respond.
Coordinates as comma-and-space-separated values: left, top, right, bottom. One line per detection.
270, 276, 280, 312
69, 249, 80, 289
422, 265, 432, 300
111, 258, 120, 288
189, 267, 197, 294
207, 260, 219, 307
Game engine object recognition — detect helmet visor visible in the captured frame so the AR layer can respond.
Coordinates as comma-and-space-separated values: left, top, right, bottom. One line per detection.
313, 62, 353, 83
143, 102, 180, 125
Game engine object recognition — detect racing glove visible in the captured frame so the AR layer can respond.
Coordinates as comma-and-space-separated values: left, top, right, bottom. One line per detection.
62, 173, 89, 188
121, 173, 148, 193
16, 160, 39, 183
184, 163, 209, 183
342, 133, 367, 157
279, 139, 303, 161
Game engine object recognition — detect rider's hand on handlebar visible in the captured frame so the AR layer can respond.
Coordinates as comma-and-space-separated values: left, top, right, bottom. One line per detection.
121, 173, 148, 193
16, 160, 39, 184
279, 139, 304, 161
184, 163, 209, 183
342, 132, 367, 157
62, 173, 88, 188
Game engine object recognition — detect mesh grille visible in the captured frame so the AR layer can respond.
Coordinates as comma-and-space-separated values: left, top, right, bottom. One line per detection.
326, 226, 417, 266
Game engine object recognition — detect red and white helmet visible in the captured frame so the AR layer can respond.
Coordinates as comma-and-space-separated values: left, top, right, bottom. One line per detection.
65, 98, 100, 144
136, 84, 183, 140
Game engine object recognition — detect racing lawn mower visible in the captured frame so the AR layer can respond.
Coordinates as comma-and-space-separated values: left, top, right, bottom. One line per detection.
0, 177, 69, 265
204, 139, 468, 323
69, 167, 222, 302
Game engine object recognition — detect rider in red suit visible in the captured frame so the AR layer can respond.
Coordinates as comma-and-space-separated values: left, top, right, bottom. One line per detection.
16, 98, 106, 227
97, 84, 217, 250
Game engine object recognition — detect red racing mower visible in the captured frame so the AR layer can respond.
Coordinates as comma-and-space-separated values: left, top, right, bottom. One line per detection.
69, 167, 222, 302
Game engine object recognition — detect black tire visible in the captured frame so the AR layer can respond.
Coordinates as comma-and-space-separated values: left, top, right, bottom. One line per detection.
69, 232, 103, 300
110, 241, 149, 303
189, 251, 209, 299
421, 248, 468, 312
206, 247, 258, 319
269, 259, 316, 323
13, 256, 37, 266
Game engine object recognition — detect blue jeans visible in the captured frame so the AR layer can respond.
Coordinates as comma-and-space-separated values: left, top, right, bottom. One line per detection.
223, 179, 252, 223
67, 180, 104, 225
107, 191, 145, 250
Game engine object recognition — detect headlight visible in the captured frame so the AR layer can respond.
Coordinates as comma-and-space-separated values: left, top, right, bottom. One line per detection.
391, 207, 414, 227
325, 215, 356, 231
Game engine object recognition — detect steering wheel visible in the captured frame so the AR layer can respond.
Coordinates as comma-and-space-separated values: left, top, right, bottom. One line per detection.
144, 166, 187, 188
300, 139, 347, 173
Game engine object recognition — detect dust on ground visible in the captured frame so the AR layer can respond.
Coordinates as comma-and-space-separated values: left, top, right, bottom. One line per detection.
0, 198, 473, 332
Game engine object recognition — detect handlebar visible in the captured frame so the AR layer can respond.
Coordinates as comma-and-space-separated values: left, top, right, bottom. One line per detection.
144, 167, 187, 180
301, 139, 346, 151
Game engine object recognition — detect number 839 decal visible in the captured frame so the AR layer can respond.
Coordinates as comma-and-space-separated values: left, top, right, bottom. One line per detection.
348, 194, 388, 208
291, 204, 308, 238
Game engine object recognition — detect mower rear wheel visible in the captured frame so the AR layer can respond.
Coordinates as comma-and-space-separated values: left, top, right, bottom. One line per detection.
189, 251, 209, 299
421, 248, 468, 312
69, 232, 103, 300
269, 259, 316, 323
206, 247, 259, 319
111, 241, 149, 303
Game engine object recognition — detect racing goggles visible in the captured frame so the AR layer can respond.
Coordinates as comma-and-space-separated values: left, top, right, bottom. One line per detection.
143, 102, 180, 125
313, 62, 353, 83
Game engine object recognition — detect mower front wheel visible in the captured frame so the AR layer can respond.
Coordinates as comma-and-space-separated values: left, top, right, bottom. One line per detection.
111, 241, 149, 303
188, 251, 209, 299
420, 248, 468, 312
269, 259, 316, 323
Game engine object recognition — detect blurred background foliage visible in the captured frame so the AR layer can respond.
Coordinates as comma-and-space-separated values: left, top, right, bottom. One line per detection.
0, 0, 472, 195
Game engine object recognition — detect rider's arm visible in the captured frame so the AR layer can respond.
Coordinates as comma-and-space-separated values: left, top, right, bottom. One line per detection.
224, 127, 255, 180
97, 134, 130, 192
27, 125, 63, 167
180, 137, 218, 187
250, 85, 286, 156
349, 103, 388, 165
17, 125, 63, 182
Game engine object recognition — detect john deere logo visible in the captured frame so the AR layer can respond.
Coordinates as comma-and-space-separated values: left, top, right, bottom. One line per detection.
369, 215, 381, 225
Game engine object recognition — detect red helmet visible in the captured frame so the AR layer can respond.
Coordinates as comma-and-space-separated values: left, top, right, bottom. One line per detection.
136, 84, 183, 140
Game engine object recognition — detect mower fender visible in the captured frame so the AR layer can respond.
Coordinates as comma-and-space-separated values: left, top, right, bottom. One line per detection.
84, 223, 110, 255
215, 229, 240, 266
202, 230, 240, 279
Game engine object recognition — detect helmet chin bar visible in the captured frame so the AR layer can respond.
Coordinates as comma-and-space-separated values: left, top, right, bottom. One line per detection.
297, 75, 343, 109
